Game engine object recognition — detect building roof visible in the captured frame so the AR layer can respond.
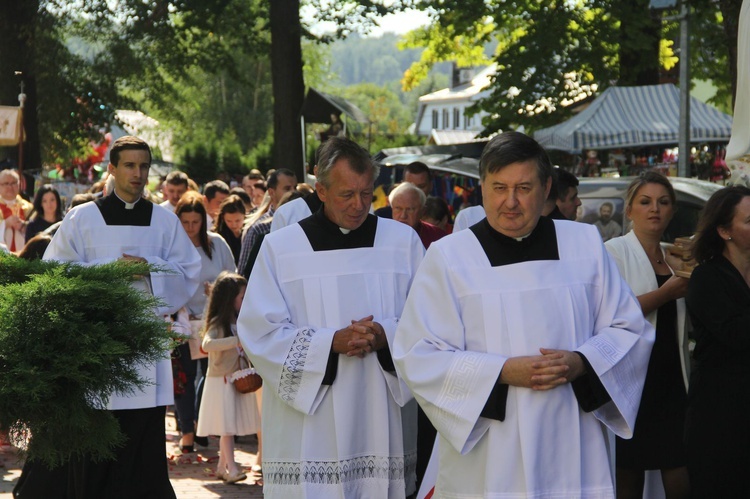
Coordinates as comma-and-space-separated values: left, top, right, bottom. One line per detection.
429, 129, 481, 145
418, 64, 496, 104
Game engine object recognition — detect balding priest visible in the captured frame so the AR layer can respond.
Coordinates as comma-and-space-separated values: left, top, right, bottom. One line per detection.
239, 136, 424, 498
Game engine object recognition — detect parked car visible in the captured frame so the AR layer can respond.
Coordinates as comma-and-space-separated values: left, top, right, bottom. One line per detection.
577, 176, 723, 242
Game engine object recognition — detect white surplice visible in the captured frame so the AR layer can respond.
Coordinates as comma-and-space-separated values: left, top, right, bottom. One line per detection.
269, 196, 311, 232
452, 205, 485, 232
394, 220, 654, 499
44, 197, 201, 410
238, 217, 424, 499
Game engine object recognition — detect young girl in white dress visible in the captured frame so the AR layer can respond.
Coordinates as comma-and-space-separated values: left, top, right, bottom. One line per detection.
196, 272, 260, 484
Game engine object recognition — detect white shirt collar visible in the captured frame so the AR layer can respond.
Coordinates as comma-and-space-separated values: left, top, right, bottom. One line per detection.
113, 190, 140, 210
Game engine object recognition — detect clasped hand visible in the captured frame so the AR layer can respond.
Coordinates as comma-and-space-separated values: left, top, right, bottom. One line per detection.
331, 315, 386, 358
5, 214, 23, 231
499, 348, 586, 391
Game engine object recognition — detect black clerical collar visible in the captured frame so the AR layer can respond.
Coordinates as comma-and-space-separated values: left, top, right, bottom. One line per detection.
95, 192, 153, 226
299, 206, 377, 251
470, 216, 559, 267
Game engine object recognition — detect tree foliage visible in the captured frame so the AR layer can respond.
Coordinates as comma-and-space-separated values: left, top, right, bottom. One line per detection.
403, 0, 740, 134
0, 0, 270, 170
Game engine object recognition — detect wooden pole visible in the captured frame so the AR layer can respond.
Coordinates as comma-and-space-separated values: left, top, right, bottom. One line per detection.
16, 76, 25, 177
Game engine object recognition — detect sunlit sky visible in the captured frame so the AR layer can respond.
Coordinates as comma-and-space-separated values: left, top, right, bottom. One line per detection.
304, 7, 431, 37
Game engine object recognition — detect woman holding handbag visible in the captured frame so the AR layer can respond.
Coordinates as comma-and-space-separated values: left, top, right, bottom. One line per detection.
196, 272, 260, 484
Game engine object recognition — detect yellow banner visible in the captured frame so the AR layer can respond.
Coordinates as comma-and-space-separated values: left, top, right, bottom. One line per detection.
0, 106, 22, 146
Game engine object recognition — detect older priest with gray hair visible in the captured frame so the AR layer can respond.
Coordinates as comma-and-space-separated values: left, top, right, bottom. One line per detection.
394, 131, 654, 498
239, 136, 424, 498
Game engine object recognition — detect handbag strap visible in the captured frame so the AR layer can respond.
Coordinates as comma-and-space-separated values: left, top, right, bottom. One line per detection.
230, 324, 252, 368
237, 352, 249, 370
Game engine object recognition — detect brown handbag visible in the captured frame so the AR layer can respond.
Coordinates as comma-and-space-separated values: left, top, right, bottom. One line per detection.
230, 353, 263, 394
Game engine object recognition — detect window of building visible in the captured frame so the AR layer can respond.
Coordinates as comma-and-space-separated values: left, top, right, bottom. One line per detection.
453, 108, 460, 129
442, 109, 449, 129
432, 110, 438, 129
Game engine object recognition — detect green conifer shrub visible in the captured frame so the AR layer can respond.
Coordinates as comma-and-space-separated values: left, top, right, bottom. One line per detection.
0, 253, 174, 467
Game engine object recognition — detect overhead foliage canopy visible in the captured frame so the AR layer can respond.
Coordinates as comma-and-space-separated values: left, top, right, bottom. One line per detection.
1, 0, 421, 176
402, 0, 740, 134
0, 0, 270, 168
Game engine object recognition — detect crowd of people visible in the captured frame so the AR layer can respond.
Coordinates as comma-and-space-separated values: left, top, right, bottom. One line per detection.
2, 131, 749, 498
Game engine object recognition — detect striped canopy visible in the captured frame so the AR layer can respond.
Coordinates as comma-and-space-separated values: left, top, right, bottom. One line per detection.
534, 84, 733, 152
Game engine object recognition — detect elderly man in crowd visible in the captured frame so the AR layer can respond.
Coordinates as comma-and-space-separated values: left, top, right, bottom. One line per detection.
390, 182, 447, 249
238, 136, 424, 498
394, 131, 654, 498
0, 169, 33, 252
376, 161, 434, 219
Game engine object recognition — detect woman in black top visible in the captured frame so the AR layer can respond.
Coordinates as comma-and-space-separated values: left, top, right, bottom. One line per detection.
685, 186, 750, 497
24, 185, 63, 241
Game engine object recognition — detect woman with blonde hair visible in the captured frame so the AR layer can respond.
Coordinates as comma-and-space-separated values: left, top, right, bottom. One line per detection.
605, 171, 690, 498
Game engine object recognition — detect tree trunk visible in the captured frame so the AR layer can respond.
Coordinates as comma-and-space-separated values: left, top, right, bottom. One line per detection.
0, 0, 42, 173
269, 0, 305, 181
616, 0, 661, 86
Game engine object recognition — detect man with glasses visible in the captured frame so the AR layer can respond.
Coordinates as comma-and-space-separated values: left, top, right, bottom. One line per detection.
0, 169, 32, 252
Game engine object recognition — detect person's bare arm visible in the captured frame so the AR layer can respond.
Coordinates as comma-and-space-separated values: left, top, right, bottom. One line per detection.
637, 275, 688, 315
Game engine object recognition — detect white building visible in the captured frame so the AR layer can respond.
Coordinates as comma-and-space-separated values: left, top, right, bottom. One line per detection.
413, 64, 495, 144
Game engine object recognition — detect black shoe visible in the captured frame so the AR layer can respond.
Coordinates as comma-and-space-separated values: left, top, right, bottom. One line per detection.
194, 436, 209, 447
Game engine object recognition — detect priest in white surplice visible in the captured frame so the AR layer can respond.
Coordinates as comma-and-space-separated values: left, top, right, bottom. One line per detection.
394, 131, 655, 499
43, 136, 201, 499
238, 136, 424, 499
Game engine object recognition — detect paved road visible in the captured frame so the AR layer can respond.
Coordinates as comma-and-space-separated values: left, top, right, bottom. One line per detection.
1, 410, 264, 498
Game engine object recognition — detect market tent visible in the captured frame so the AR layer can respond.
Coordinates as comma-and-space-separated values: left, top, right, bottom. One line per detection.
299, 88, 369, 167
534, 84, 733, 152
301, 88, 368, 124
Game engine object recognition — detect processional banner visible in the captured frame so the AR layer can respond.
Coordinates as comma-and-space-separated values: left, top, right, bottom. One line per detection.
0, 106, 22, 147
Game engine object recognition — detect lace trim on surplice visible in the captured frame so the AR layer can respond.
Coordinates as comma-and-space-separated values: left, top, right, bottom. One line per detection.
265, 455, 405, 485
279, 327, 313, 403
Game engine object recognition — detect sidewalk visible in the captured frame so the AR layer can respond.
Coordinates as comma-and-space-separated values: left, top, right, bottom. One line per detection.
1, 410, 264, 498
